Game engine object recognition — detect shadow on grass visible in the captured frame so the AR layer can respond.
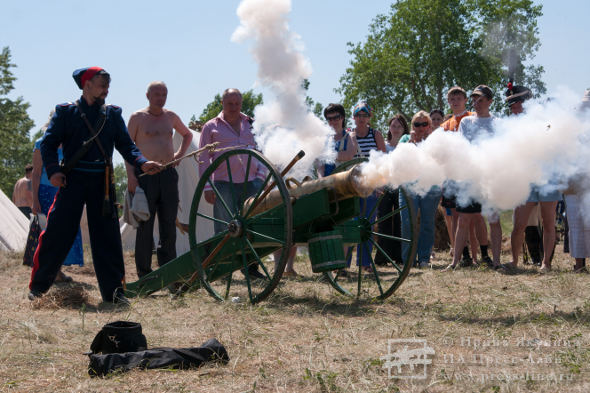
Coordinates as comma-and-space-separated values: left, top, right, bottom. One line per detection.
54, 280, 95, 290
426, 263, 547, 276
262, 293, 378, 316
435, 307, 590, 328
34, 282, 134, 313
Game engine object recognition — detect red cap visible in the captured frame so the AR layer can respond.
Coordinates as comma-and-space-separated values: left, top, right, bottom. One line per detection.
72, 66, 107, 89
81, 67, 103, 88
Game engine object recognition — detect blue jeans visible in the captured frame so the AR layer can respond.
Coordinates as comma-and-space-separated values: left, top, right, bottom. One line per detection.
213, 179, 263, 233
400, 187, 441, 264
346, 194, 378, 267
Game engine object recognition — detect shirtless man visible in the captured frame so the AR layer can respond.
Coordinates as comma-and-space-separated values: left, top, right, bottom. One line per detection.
12, 164, 34, 218
126, 81, 193, 278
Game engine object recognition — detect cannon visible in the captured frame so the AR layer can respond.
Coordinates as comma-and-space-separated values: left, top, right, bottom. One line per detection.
124, 149, 417, 303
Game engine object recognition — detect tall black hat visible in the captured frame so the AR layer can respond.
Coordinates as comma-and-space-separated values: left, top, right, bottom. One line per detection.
505, 82, 532, 107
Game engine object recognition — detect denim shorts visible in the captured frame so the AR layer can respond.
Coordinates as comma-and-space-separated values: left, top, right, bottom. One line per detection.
526, 185, 562, 203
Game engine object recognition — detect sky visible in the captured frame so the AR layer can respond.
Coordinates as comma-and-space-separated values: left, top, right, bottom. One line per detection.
2, 0, 590, 142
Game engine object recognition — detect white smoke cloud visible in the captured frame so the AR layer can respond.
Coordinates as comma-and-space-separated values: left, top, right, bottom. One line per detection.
232, 0, 335, 178
358, 88, 590, 218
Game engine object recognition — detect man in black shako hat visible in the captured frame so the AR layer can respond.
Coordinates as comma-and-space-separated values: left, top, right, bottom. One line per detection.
505, 82, 532, 115
28, 67, 162, 304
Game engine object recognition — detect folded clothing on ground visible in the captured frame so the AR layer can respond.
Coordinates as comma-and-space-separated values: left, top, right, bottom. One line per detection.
88, 338, 229, 377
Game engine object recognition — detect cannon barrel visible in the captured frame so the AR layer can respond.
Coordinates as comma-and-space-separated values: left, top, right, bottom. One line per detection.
245, 165, 372, 217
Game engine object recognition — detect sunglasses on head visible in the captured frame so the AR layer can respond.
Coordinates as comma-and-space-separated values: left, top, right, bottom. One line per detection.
413, 121, 429, 128
326, 114, 342, 121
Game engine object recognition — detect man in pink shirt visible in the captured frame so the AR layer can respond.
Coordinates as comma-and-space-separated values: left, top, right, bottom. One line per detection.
199, 88, 266, 278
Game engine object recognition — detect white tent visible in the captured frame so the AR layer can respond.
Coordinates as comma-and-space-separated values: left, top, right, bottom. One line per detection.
0, 188, 30, 252
121, 130, 214, 255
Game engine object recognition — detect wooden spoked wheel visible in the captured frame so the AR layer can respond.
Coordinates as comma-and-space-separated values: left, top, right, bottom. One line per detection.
322, 158, 418, 300
188, 149, 293, 304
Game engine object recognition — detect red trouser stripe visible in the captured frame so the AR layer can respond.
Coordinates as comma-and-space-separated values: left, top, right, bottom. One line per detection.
29, 188, 60, 290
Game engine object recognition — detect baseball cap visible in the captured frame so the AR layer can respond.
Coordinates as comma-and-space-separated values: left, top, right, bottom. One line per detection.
353, 101, 371, 116
471, 85, 494, 100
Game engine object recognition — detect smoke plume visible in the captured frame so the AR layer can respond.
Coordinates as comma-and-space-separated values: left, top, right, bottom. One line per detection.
358, 87, 590, 219
232, 0, 335, 177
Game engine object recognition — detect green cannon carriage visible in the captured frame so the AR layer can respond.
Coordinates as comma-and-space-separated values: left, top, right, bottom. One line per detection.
124, 149, 417, 303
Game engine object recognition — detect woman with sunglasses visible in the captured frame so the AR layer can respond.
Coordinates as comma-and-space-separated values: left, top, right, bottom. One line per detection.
321, 103, 358, 177
399, 111, 441, 268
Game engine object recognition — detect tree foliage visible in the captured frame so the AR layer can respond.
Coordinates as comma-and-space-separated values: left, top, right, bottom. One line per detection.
338, 0, 544, 128
113, 163, 127, 204
302, 79, 325, 119
0, 47, 34, 196
196, 89, 263, 125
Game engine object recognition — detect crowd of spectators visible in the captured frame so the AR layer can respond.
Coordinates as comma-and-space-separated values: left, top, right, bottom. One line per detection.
318, 85, 590, 274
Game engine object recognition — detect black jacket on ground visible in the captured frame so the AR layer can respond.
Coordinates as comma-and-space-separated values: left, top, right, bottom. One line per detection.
88, 338, 229, 377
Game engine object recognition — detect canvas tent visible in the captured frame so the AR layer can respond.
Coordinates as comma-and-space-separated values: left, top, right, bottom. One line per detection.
0, 188, 30, 252
120, 130, 214, 255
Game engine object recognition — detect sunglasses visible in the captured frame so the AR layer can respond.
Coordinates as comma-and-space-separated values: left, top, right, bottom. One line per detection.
413, 121, 429, 128
354, 113, 369, 118
326, 115, 342, 121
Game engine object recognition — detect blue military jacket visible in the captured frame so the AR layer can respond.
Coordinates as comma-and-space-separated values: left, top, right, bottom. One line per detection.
41, 97, 147, 179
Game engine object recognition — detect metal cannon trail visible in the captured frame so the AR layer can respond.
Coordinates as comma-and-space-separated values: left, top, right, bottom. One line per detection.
124, 149, 418, 303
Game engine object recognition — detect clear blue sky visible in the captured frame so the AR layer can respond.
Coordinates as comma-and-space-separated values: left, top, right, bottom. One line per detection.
3, 0, 589, 137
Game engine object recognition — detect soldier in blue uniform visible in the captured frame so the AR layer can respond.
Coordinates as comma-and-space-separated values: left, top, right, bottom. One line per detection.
28, 67, 162, 304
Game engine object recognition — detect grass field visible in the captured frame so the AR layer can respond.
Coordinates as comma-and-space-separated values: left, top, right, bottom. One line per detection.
1, 235, 590, 392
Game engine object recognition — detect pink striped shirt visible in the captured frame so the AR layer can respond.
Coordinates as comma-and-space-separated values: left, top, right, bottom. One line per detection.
199, 112, 266, 189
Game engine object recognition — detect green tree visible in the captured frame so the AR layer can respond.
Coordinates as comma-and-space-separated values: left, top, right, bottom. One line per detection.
302, 79, 325, 118
196, 89, 263, 124
338, 0, 544, 128
112, 163, 127, 205
0, 47, 34, 196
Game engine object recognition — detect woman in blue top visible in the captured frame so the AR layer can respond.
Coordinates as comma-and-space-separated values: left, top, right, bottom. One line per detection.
32, 131, 84, 272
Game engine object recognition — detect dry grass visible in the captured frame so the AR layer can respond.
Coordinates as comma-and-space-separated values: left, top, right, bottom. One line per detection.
1, 242, 590, 393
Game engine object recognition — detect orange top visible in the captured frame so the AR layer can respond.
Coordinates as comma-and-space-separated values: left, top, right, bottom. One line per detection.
441, 111, 474, 132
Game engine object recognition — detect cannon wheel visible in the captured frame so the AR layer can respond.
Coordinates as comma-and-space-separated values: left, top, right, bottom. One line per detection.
322, 158, 418, 300
188, 149, 293, 304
